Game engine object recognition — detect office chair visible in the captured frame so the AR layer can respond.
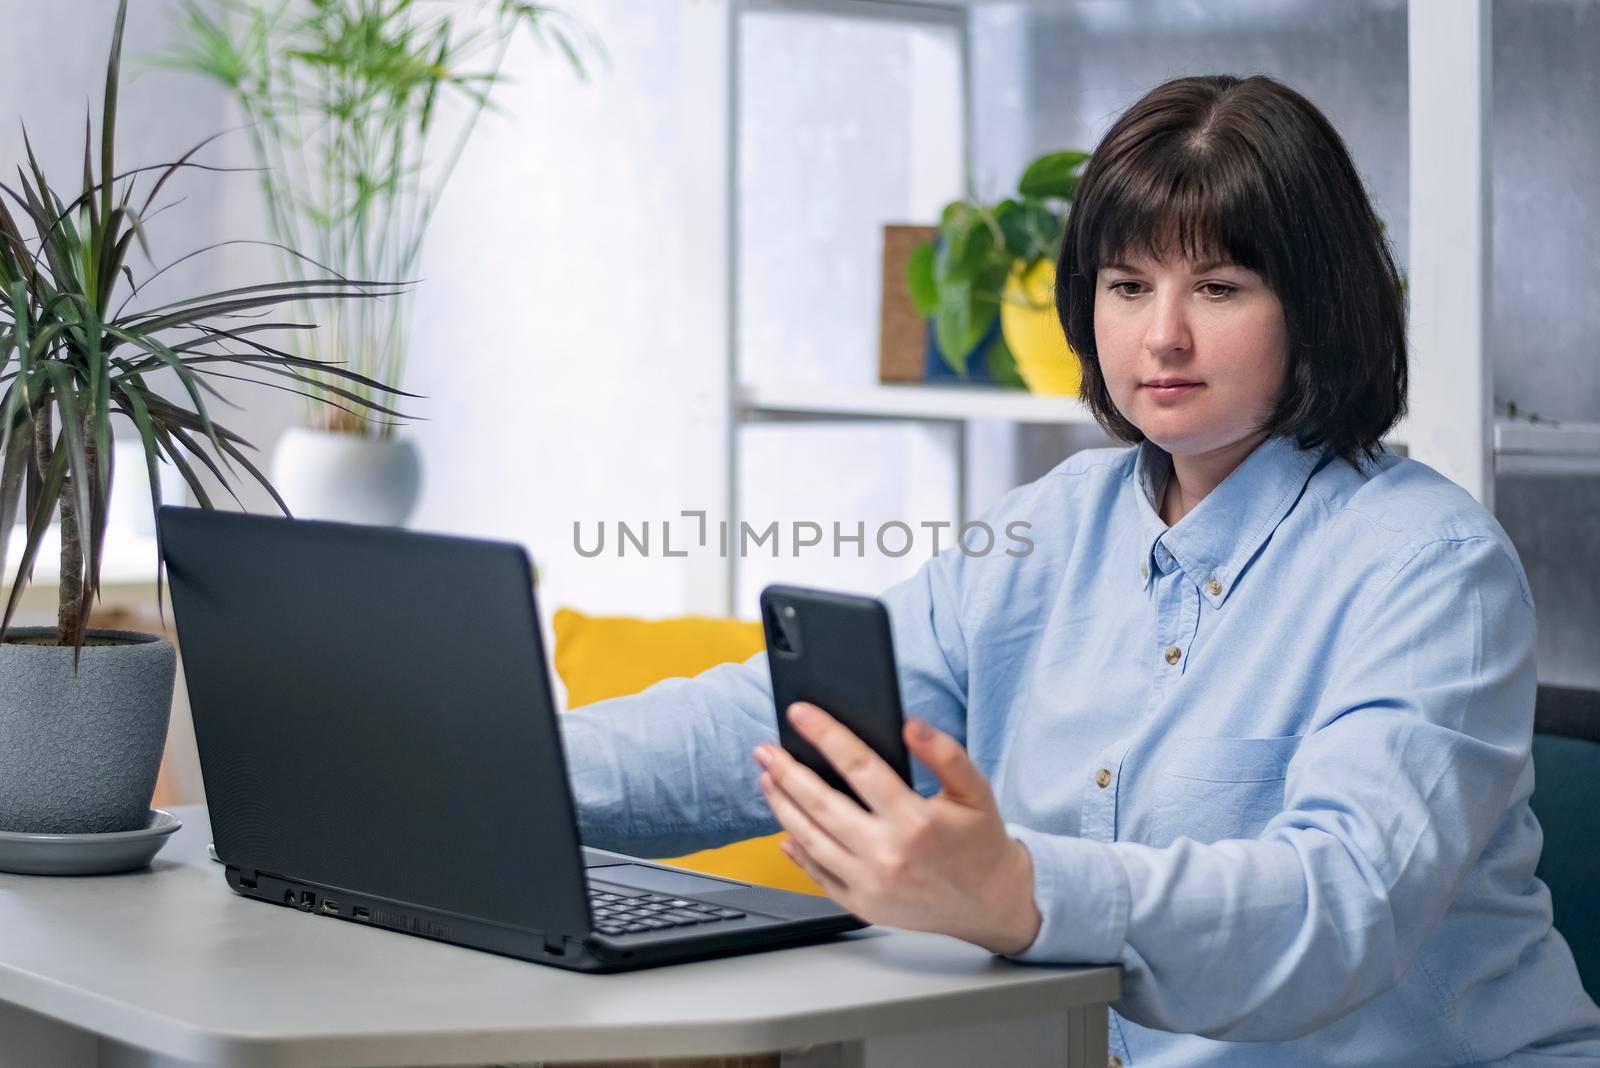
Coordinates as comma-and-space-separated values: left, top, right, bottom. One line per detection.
1531, 684, 1600, 1002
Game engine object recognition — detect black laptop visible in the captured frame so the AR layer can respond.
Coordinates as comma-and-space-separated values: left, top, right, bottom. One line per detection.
157, 506, 864, 972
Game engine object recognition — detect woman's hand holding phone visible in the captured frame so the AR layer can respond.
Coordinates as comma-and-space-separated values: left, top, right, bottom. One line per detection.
753, 701, 1043, 957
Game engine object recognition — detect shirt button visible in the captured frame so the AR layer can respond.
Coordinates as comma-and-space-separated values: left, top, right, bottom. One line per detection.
1164, 645, 1182, 665
1109, 1057, 1124, 1068
1207, 578, 1223, 596
1140, 562, 1149, 580
1094, 768, 1112, 789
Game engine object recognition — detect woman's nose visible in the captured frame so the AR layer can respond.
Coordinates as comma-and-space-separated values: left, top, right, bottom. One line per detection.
1143, 292, 1193, 357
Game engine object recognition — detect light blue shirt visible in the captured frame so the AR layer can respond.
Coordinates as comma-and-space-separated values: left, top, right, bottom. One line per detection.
561, 434, 1600, 1066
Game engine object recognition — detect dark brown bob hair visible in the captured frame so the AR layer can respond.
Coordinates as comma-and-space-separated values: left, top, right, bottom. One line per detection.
1055, 74, 1406, 468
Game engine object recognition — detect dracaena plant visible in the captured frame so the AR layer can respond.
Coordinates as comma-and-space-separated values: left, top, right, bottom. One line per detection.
158, 0, 597, 437
0, 0, 411, 655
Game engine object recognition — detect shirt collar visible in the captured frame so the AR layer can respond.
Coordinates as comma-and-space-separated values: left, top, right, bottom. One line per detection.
1134, 434, 1330, 606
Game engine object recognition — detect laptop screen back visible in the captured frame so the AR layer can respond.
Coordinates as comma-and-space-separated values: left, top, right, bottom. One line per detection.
158, 507, 589, 938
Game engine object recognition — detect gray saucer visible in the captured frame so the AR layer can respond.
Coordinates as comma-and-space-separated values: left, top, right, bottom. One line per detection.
0, 809, 181, 876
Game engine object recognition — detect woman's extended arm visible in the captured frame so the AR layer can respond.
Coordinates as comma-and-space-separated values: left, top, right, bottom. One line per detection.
1004, 535, 1537, 1040
559, 541, 975, 859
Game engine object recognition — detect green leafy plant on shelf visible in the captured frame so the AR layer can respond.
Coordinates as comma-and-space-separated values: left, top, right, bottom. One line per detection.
0, 0, 411, 652
905, 150, 1091, 383
158, 0, 600, 436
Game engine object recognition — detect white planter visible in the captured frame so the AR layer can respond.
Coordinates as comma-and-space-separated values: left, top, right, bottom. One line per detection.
270, 426, 422, 527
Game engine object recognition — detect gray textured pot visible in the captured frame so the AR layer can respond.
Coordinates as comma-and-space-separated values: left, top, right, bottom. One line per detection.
0, 629, 176, 834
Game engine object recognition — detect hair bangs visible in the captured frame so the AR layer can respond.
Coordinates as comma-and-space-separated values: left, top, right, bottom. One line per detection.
1080, 142, 1274, 283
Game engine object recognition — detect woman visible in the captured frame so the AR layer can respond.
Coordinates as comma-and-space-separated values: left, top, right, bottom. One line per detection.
561, 75, 1600, 1064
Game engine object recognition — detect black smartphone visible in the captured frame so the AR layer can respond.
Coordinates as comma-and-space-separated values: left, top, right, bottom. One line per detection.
760, 584, 913, 809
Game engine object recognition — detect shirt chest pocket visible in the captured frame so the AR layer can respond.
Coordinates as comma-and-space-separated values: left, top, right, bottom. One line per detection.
1137, 735, 1303, 848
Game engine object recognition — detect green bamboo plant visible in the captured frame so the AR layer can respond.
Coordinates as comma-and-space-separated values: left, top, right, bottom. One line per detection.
158, 0, 598, 436
0, 0, 411, 654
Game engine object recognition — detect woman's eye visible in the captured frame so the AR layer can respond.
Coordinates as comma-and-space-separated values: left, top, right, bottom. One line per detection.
1106, 281, 1235, 299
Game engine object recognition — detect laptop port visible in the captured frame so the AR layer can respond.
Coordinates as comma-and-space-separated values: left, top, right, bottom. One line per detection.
353, 906, 371, 921
320, 899, 340, 916
298, 891, 316, 911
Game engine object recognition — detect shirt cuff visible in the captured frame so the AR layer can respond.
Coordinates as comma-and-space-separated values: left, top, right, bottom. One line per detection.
1003, 822, 1131, 965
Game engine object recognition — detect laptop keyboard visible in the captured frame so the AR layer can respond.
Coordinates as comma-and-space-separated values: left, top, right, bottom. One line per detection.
587, 886, 746, 937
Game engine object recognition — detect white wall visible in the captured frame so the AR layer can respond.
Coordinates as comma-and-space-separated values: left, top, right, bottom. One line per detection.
405, 0, 733, 626
732, 4, 971, 608
0, 0, 297, 525
2, 1, 1022, 634
406, 0, 985, 624
2, 0, 737, 627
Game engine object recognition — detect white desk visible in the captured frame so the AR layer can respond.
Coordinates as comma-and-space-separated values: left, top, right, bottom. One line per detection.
0, 806, 1118, 1067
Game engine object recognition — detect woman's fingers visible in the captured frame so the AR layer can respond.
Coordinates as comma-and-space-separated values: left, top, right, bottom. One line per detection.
903, 717, 993, 808
755, 737, 877, 853
787, 703, 917, 815
780, 836, 850, 899
760, 770, 857, 885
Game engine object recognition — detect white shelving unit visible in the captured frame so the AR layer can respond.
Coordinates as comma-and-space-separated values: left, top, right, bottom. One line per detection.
739, 381, 1098, 425
2, 437, 187, 613
11, 524, 161, 585
703, 0, 1599, 615
1495, 420, 1600, 477
740, 380, 1600, 476
5, 524, 165, 617
1408, 0, 1495, 505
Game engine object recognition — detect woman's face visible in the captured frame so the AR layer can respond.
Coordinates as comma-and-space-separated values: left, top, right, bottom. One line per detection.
1092, 251, 1289, 461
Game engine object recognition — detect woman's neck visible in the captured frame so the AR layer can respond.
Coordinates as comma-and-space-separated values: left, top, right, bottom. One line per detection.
1158, 432, 1270, 526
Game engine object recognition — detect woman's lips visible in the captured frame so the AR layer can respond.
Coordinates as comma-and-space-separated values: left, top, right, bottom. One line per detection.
1143, 381, 1203, 399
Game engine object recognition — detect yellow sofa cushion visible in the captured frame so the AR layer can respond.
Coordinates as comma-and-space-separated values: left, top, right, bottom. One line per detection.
552, 607, 823, 896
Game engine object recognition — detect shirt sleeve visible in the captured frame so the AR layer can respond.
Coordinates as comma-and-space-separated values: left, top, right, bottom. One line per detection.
561, 541, 975, 858
1003, 534, 1538, 1042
